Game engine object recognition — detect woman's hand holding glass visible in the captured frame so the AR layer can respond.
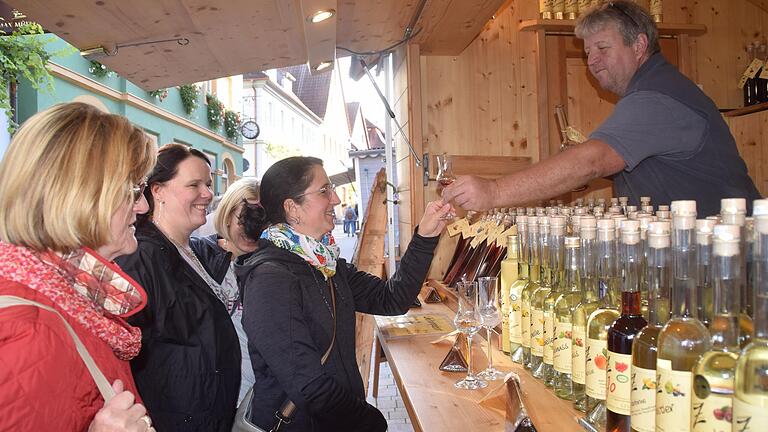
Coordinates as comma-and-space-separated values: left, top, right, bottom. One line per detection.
416, 200, 455, 237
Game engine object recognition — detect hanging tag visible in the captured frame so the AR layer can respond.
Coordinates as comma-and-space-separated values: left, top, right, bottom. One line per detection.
447, 218, 469, 237
738, 58, 764, 88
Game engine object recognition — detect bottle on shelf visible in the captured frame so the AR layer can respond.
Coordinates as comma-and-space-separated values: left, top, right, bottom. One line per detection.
650, 0, 662, 23
692, 224, 742, 432
721, 198, 753, 349
544, 216, 567, 387
756, 42, 768, 104
656, 200, 712, 432
531, 216, 553, 380
638, 214, 656, 321
552, 0, 565, 20
444, 213, 486, 287
606, 220, 648, 432
443, 212, 475, 282
631, 221, 672, 432
554, 236, 584, 400
742, 43, 758, 107
695, 219, 716, 328
584, 218, 621, 430
539, 0, 554, 19
573, 216, 598, 412
501, 234, 520, 356
508, 220, 530, 363
521, 215, 541, 370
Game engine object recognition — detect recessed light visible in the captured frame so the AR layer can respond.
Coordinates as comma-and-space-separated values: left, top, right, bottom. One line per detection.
314, 61, 333, 71
309, 9, 335, 23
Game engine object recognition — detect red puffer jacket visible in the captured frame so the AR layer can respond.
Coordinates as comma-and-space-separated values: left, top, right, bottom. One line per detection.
0, 279, 141, 431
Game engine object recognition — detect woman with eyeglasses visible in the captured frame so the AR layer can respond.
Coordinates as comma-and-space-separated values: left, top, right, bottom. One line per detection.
190, 177, 261, 406
115, 144, 240, 432
0, 103, 156, 431
235, 156, 452, 431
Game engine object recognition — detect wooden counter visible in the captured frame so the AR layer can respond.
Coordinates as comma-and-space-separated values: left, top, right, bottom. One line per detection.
374, 282, 583, 432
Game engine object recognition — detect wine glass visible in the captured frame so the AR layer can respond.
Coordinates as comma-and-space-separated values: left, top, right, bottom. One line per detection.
436, 153, 457, 220
453, 280, 487, 390
476, 276, 505, 381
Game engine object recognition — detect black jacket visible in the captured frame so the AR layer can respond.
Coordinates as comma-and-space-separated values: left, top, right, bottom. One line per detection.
236, 231, 439, 431
115, 223, 240, 432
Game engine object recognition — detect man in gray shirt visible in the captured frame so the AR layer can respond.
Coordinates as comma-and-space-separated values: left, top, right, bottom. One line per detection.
442, 1, 760, 217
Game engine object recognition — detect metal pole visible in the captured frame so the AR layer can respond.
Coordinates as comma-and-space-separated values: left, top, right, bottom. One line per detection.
384, 53, 397, 275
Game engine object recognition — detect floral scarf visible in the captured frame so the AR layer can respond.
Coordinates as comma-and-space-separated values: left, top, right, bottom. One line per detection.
0, 242, 145, 360
262, 223, 340, 279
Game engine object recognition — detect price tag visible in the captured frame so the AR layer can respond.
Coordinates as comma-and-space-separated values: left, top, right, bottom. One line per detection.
738, 59, 764, 89
446, 218, 469, 237
495, 226, 518, 247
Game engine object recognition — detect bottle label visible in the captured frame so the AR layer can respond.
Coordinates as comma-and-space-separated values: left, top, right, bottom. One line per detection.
564, 0, 577, 13
631, 365, 657, 432
739, 58, 765, 88
692, 386, 733, 432
656, 358, 693, 432
733, 396, 768, 432
543, 311, 554, 364
521, 300, 531, 348
585, 337, 608, 400
577, 0, 591, 13
553, 322, 573, 373
510, 293, 523, 344
606, 351, 632, 415
572, 325, 586, 384
531, 309, 544, 356
650, 0, 663, 15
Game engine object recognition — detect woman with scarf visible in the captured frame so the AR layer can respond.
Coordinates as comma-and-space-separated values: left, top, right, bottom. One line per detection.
0, 103, 156, 431
236, 156, 452, 431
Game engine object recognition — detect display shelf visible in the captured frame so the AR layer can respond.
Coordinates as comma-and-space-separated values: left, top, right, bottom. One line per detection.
723, 101, 768, 117
518, 19, 706, 36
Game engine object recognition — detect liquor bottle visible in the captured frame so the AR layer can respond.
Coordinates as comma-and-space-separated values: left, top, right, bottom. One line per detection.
573, 216, 598, 412
539, 0, 554, 19
443, 214, 475, 281
607, 220, 648, 432
733, 208, 768, 430
639, 215, 656, 321
631, 221, 672, 432
521, 216, 541, 370
552, 0, 565, 19
585, 218, 621, 430
509, 220, 530, 363
501, 234, 520, 355
554, 236, 583, 400
531, 216, 552, 379
444, 214, 486, 287
692, 224, 742, 432
743, 44, 757, 107
756, 43, 768, 104
544, 216, 567, 387
479, 214, 513, 279
650, 0, 662, 23
721, 198, 753, 349
695, 219, 716, 328
656, 201, 712, 432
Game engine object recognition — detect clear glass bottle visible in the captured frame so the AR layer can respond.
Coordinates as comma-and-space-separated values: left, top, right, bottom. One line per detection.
554, 236, 583, 400
573, 216, 598, 412
695, 219, 716, 328
721, 198, 752, 349
585, 218, 621, 429
639, 215, 656, 322
631, 221, 672, 432
531, 216, 551, 378
501, 234, 519, 355
521, 216, 540, 370
544, 216, 567, 387
692, 224, 742, 432
607, 221, 648, 432
733, 208, 768, 430
656, 201, 712, 432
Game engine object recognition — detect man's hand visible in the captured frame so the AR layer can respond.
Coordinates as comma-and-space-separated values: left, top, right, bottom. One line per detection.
440, 175, 499, 211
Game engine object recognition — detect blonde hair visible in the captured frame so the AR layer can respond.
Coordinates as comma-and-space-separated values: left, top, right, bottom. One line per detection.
214, 178, 260, 243
0, 102, 156, 252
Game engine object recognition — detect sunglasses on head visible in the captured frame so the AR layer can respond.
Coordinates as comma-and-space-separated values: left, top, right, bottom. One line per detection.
608, 1, 641, 28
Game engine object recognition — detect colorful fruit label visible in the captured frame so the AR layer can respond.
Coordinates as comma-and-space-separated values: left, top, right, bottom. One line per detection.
630, 365, 657, 432
543, 311, 554, 364
606, 351, 632, 415
531, 309, 544, 356
553, 321, 573, 373
656, 358, 693, 432
572, 325, 586, 384
586, 337, 608, 400
521, 301, 531, 348
510, 292, 523, 344
692, 388, 733, 432
733, 396, 768, 432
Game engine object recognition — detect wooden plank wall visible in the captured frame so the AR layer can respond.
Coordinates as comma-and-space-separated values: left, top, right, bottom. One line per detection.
727, 112, 768, 196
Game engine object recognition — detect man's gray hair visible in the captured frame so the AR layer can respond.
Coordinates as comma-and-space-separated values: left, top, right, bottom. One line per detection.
575, 0, 660, 57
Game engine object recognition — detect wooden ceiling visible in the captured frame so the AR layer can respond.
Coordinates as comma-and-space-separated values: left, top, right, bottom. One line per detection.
7, 0, 505, 90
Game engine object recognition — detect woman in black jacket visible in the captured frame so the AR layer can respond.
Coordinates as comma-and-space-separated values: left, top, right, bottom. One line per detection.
116, 144, 240, 431
237, 156, 452, 431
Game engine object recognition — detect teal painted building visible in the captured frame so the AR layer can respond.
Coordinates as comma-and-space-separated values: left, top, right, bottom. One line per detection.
15, 36, 243, 194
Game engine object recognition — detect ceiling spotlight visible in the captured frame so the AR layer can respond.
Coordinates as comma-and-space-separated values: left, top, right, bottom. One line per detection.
308, 9, 335, 23
314, 61, 333, 71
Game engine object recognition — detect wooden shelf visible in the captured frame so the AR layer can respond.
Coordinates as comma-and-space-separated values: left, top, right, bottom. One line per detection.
518, 19, 706, 36
723, 101, 768, 117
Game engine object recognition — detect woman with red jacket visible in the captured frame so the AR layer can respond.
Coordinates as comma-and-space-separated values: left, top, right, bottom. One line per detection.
0, 103, 157, 432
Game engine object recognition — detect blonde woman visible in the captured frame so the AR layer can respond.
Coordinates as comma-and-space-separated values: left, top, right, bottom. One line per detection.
192, 178, 260, 405
0, 102, 156, 431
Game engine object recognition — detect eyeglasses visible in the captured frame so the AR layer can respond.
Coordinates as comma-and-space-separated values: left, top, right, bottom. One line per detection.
132, 180, 148, 203
295, 183, 337, 199
608, 1, 640, 29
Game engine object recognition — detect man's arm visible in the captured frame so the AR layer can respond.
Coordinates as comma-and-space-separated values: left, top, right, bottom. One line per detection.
441, 139, 625, 211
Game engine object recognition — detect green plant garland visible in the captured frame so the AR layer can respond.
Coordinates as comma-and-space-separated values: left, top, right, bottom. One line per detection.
206, 93, 224, 131
223, 109, 240, 140
88, 60, 112, 79
178, 84, 199, 115
147, 88, 168, 102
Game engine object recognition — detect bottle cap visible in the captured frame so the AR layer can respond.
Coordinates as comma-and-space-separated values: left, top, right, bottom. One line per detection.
720, 198, 747, 215
642, 205, 654, 213
620, 219, 640, 233
656, 210, 671, 219
647, 221, 670, 248
753, 199, 768, 217
580, 215, 597, 229
713, 224, 741, 257
640, 196, 651, 205
671, 200, 697, 216
565, 236, 580, 248
549, 215, 566, 227
619, 197, 629, 205
695, 219, 716, 245
673, 213, 696, 230
657, 205, 670, 211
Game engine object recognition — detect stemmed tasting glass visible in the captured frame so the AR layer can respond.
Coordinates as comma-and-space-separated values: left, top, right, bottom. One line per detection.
476, 276, 505, 380
453, 280, 487, 390
436, 153, 457, 220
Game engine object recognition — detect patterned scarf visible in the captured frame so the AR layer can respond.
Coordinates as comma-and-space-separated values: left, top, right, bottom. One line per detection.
262, 223, 340, 279
0, 242, 145, 360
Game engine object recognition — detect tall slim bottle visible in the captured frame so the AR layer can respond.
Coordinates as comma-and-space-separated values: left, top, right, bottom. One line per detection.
544, 216, 567, 387
656, 201, 712, 432
585, 218, 621, 430
721, 198, 753, 349
692, 224, 742, 432
607, 220, 648, 432
733, 207, 768, 429
509, 218, 530, 362
501, 234, 520, 356
554, 236, 583, 400
573, 216, 598, 412
631, 221, 672, 432
695, 219, 716, 328
531, 216, 552, 379
522, 216, 541, 369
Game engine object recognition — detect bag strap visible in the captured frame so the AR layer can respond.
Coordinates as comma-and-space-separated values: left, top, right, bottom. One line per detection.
0, 295, 116, 401
271, 278, 337, 432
